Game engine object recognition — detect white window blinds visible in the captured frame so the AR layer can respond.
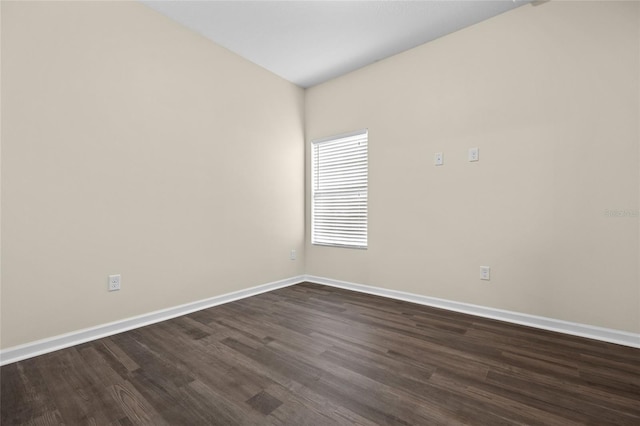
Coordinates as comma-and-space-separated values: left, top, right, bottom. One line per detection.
311, 130, 368, 249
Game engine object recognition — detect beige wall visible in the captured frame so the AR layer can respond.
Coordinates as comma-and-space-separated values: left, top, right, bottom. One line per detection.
1, 1, 305, 348
1, 0, 638, 351
305, 1, 640, 333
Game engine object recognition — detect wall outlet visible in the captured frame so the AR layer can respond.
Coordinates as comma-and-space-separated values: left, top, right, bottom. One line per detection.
469, 147, 479, 162
480, 266, 491, 281
108, 274, 121, 291
290, 249, 297, 260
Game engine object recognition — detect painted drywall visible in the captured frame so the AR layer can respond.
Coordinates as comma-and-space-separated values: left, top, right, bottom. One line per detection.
1, 1, 305, 348
305, 1, 640, 333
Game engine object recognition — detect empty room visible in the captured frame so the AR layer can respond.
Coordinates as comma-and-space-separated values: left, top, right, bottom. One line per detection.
1, 0, 639, 424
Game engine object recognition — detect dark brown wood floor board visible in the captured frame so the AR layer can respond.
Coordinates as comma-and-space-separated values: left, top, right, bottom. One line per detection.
575, 355, 640, 388
274, 289, 356, 317
77, 345, 129, 387
207, 311, 332, 357
318, 289, 410, 312
326, 350, 530, 426
24, 409, 66, 426
579, 352, 640, 375
114, 321, 264, 424
469, 319, 638, 362
185, 304, 224, 326
127, 321, 270, 424
413, 316, 471, 335
307, 363, 465, 425
0, 363, 53, 425
34, 348, 119, 425
3, 282, 639, 425
225, 340, 424, 417
386, 323, 580, 383
498, 350, 581, 377
177, 314, 225, 337
221, 336, 325, 388
354, 319, 505, 373
485, 369, 640, 425
309, 328, 399, 362
110, 338, 205, 425
403, 309, 476, 329
139, 322, 280, 404
282, 295, 349, 317
318, 346, 435, 396
330, 291, 474, 326
200, 335, 313, 395
169, 316, 211, 340
349, 305, 431, 331
262, 335, 469, 425
264, 399, 351, 426
96, 337, 140, 374
189, 334, 306, 392
276, 284, 636, 422
275, 283, 334, 301
175, 322, 288, 414
261, 381, 378, 426
489, 360, 640, 417
78, 343, 174, 426
271, 301, 354, 333
125, 367, 200, 425
429, 369, 584, 426
300, 298, 433, 338
577, 369, 640, 398
248, 319, 334, 357
177, 378, 268, 425
387, 347, 492, 383
74, 345, 141, 423
106, 380, 170, 426
468, 329, 640, 396
322, 342, 436, 384
16, 361, 62, 421
276, 299, 446, 351
214, 300, 277, 323
326, 308, 506, 363
110, 329, 195, 388
465, 323, 638, 370
464, 326, 592, 362
314, 349, 487, 424
207, 315, 280, 349
184, 314, 269, 351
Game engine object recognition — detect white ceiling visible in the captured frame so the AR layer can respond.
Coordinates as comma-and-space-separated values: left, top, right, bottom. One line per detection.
142, 1, 530, 88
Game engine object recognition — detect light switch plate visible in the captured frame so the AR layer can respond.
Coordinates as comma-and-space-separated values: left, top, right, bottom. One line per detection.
434, 152, 443, 166
469, 147, 479, 162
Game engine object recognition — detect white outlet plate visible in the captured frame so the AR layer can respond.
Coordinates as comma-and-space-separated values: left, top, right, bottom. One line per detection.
469, 147, 479, 162
108, 274, 121, 291
480, 266, 490, 281
434, 152, 443, 166
290, 249, 297, 260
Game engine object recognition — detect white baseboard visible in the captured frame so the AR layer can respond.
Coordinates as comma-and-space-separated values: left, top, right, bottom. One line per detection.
0, 276, 305, 366
304, 275, 640, 349
3, 274, 638, 366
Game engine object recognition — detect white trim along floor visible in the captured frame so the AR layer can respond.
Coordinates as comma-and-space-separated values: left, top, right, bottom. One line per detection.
1, 274, 638, 365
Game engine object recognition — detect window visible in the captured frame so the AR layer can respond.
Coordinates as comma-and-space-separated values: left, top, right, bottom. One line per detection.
311, 129, 368, 249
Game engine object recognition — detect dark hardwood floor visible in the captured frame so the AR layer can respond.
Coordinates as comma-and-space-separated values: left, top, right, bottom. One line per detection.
2, 282, 639, 425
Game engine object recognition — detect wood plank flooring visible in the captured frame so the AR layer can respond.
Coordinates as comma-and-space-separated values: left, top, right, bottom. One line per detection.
2, 282, 639, 425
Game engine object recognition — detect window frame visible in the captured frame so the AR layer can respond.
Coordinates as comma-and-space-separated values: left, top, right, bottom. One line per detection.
311, 129, 368, 249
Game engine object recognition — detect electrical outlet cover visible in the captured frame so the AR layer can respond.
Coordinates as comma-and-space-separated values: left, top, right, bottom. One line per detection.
480, 266, 490, 281
108, 274, 121, 291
